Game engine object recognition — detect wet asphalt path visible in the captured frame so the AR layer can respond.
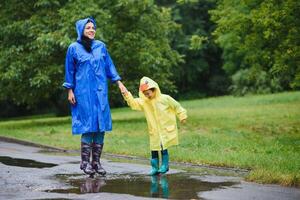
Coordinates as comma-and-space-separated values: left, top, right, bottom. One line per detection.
0, 140, 299, 200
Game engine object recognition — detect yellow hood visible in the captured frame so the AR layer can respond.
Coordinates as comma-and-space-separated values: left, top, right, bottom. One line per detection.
138, 76, 161, 100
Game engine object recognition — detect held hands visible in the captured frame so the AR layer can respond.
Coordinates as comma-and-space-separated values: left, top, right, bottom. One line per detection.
117, 80, 128, 95
68, 89, 76, 105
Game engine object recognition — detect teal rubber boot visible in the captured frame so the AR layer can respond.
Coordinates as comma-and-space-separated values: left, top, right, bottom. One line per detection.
150, 175, 159, 197
160, 176, 169, 198
158, 154, 169, 174
149, 158, 159, 176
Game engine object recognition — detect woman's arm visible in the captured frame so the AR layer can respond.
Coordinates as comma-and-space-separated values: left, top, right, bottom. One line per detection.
63, 46, 76, 105
63, 46, 76, 89
104, 45, 121, 83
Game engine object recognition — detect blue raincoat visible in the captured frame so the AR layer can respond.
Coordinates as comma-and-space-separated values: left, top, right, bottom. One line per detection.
63, 18, 121, 134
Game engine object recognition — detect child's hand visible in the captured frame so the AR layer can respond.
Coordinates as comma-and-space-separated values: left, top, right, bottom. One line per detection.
180, 119, 186, 124
117, 81, 128, 94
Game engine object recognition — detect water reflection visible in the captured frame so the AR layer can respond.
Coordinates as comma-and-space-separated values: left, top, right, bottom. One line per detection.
80, 178, 106, 193
150, 175, 169, 198
48, 173, 238, 199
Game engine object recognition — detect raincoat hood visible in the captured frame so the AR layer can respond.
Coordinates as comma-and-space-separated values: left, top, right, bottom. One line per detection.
139, 77, 162, 100
76, 17, 96, 41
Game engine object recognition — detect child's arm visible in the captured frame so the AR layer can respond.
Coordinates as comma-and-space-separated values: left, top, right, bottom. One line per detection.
122, 91, 143, 111
166, 95, 187, 122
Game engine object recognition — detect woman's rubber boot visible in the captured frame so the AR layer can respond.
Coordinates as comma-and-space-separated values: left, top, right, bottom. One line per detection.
91, 143, 106, 176
149, 158, 159, 176
158, 154, 169, 174
80, 142, 95, 175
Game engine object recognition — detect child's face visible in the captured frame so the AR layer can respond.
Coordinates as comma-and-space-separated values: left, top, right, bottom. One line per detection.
143, 89, 155, 99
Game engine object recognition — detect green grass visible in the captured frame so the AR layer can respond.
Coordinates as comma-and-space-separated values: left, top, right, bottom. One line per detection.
0, 91, 299, 186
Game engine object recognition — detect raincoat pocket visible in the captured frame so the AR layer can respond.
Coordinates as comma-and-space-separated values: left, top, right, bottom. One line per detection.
96, 91, 108, 111
166, 125, 176, 132
72, 94, 90, 130
164, 125, 177, 142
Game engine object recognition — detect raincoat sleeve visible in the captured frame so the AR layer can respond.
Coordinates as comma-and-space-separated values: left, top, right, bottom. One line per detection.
63, 46, 76, 89
104, 46, 121, 83
167, 95, 187, 121
122, 92, 143, 111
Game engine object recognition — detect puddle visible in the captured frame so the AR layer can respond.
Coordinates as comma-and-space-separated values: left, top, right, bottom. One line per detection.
46, 173, 238, 199
34, 199, 71, 200
0, 156, 57, 168
34, 199, 72, 200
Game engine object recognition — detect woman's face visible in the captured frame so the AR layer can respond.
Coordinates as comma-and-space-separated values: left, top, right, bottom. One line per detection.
83, 22, 96, 39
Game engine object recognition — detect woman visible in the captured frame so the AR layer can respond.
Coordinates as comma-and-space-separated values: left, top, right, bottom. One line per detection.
63, 17, 126, 176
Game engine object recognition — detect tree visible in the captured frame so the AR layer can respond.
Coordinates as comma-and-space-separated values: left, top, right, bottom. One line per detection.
0, 0, 181, 115
156, 0, 230, 97
211, 0, 300, 95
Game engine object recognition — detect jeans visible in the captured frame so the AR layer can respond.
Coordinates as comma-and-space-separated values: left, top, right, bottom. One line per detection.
81, 132, 105, 144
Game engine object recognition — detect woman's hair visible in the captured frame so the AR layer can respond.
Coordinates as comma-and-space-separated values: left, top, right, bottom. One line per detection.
87, 19, 93, 24
79, 20, 94, 52
80, 35, 92, 52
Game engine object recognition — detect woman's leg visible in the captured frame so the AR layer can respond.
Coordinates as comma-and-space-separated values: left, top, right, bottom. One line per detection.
149, 151, 159, 175
93, 132, 105, 144
91, 132, 106, 175
158, 149, 169, 174
80, 133, 95, 175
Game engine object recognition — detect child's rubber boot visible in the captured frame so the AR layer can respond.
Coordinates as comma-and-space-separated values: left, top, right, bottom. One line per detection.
158, 154, 169, 174
150, 175, 159, 197
149, 158, 159, 176
80, 142, 95, 175
91, 143, 106, 176
160, 176, 169, 198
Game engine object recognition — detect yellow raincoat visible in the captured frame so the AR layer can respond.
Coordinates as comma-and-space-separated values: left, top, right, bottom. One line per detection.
123, 77, 187, 151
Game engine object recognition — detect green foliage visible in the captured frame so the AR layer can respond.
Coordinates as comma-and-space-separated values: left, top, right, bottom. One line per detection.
0, 0, 180, 111
156, 0, 230, 96
211, 0, 300, 93
230, 68, 282, 95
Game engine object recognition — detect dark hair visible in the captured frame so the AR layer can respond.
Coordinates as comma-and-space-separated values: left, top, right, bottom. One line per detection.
80, 35, 92, 52
79, 20, 94, 53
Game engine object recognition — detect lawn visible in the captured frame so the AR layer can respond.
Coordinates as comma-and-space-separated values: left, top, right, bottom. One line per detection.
0, 91, 299, 186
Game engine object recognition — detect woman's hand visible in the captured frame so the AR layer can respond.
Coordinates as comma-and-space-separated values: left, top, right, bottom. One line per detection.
68, 89, 76, 105
180, 119, 186, 124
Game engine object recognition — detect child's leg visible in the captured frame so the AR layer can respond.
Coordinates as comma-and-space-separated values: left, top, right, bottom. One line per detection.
91, 132, 106, 175
151, 151, 159, 159
80, 133, 95, 175
158, 149, 169, 174
161, 149, 168, 156
149, 151, 159, 175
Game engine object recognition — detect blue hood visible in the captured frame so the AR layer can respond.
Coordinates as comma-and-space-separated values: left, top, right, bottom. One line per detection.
75, 17, 96, 41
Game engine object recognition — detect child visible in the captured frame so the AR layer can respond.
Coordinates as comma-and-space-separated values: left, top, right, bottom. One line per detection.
122, 77, 187, 175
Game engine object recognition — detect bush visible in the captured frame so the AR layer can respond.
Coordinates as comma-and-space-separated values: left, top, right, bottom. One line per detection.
230, 68, 283, 96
